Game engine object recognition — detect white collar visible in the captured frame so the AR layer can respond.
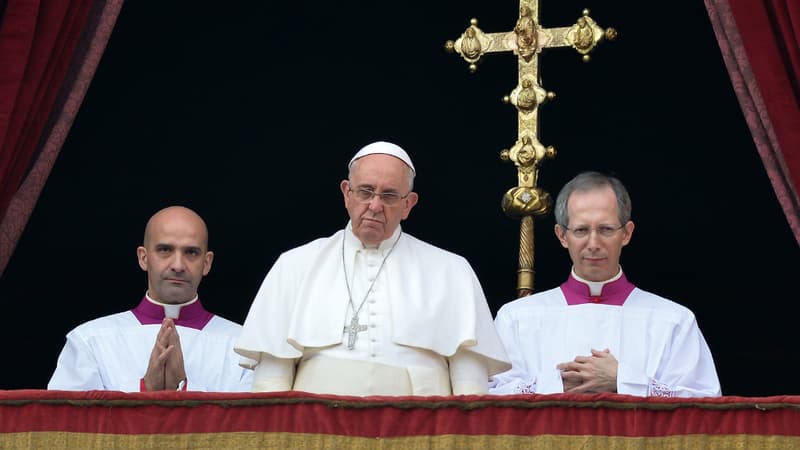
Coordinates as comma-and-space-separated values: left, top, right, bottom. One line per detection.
145, 292, 198, 319
571, 266, 623, 296
344, 221, 403, 256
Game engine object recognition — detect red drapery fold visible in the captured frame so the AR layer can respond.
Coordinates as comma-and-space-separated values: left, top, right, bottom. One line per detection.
705, 0, 800, 245
0, 0, 92, 231
0, 0, 123, 276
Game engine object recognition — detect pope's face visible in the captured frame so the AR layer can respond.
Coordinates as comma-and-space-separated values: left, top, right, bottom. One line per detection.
341, 154, 418, 247
555, 186, 634, 282
137, 208, 214, 304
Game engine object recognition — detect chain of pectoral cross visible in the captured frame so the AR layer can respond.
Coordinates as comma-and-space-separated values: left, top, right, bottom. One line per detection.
446, 1, 616, 297
341, 232, 402, 350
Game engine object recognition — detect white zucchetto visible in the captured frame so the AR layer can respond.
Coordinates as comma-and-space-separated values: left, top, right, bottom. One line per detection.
348, 141, 416, 176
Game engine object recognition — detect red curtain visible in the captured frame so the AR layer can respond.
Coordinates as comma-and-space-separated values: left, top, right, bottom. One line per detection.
0, 0, 123, 276
706, 0, 800, 245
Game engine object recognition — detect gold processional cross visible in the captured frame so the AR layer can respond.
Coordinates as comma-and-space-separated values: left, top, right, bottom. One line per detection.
445, 3, 617, 297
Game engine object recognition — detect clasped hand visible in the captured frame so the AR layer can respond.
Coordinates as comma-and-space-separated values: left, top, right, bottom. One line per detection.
557, 348, 618, 393
143, 318, 186, 391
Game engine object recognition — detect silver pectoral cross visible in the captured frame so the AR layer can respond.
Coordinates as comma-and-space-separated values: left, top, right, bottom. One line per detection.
344, 315, 368, 350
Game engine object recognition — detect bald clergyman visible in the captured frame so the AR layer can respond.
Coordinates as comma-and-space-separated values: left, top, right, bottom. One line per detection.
48, 206, 253, 392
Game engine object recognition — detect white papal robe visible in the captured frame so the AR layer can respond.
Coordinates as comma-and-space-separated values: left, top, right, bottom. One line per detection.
235, 223, 510, 396
489, 273, 721, 397
48, 296, 253, 392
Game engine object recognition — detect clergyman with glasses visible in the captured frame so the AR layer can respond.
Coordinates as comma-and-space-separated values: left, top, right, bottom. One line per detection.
235, 141, 510, 395
489, 171, 721, 397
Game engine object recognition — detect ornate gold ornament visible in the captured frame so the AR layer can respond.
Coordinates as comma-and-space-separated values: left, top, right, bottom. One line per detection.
566, 10, 617, 62
506, 78, 551, 113
446, 2, 616, 296
514, 6, 537, 61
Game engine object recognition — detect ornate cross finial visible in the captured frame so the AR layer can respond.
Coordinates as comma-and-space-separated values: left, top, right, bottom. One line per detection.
446, 4, 617, 297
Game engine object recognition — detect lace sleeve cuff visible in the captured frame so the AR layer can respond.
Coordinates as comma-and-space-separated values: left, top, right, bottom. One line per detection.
647, 378, 675, 397
488, 376, 537, 394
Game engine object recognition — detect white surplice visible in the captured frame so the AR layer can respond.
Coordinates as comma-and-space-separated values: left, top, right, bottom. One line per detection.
48, 298, 252, 392
489, 277, 721, 397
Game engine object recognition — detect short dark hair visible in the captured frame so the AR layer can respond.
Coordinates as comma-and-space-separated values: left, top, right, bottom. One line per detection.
554, 171, 631, 227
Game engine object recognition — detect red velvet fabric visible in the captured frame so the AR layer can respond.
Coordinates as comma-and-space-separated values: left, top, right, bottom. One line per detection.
706, 0, 800, 244
0, 0, 92, 226
0, 0, 121, 276
2, 390, 800, 437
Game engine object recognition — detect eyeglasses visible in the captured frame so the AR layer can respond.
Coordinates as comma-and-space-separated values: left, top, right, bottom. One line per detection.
348, 186, 411, 206
562, 224, 625, 238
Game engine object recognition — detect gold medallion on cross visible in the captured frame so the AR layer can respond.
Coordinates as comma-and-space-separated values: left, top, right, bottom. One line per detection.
446, 3, 616, 297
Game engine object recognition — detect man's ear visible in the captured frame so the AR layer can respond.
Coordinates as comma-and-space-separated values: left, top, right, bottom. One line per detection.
401, 192, 419, 220
137, 246, 148, 271
554, 224, 569, 248
340, 180, 350, 203
202, 251, 214, 276
621, 221, 635, 246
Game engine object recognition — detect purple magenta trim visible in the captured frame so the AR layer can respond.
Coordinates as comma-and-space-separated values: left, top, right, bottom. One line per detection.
131, 296, 214, 330
560, 273, 635, 306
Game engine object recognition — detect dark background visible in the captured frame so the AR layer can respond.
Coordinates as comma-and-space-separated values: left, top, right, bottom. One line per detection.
1, 1, 797, 395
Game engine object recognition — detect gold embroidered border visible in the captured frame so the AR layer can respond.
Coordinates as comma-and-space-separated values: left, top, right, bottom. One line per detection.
2, 432, 798, 450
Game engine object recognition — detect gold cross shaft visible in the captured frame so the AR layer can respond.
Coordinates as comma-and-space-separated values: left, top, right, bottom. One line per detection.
446, 2, 616, 297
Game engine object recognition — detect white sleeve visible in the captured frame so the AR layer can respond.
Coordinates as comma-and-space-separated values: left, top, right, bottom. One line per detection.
616, 361, 650, 396
48, 333, 104, 390
174, 360, 254, 393
618, 314, 721, 398
47, 332, 138, 392
251, 353, 295, 392
449, 348, 489, 395
488, 309, 540, 394
228, 366, 255, 392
